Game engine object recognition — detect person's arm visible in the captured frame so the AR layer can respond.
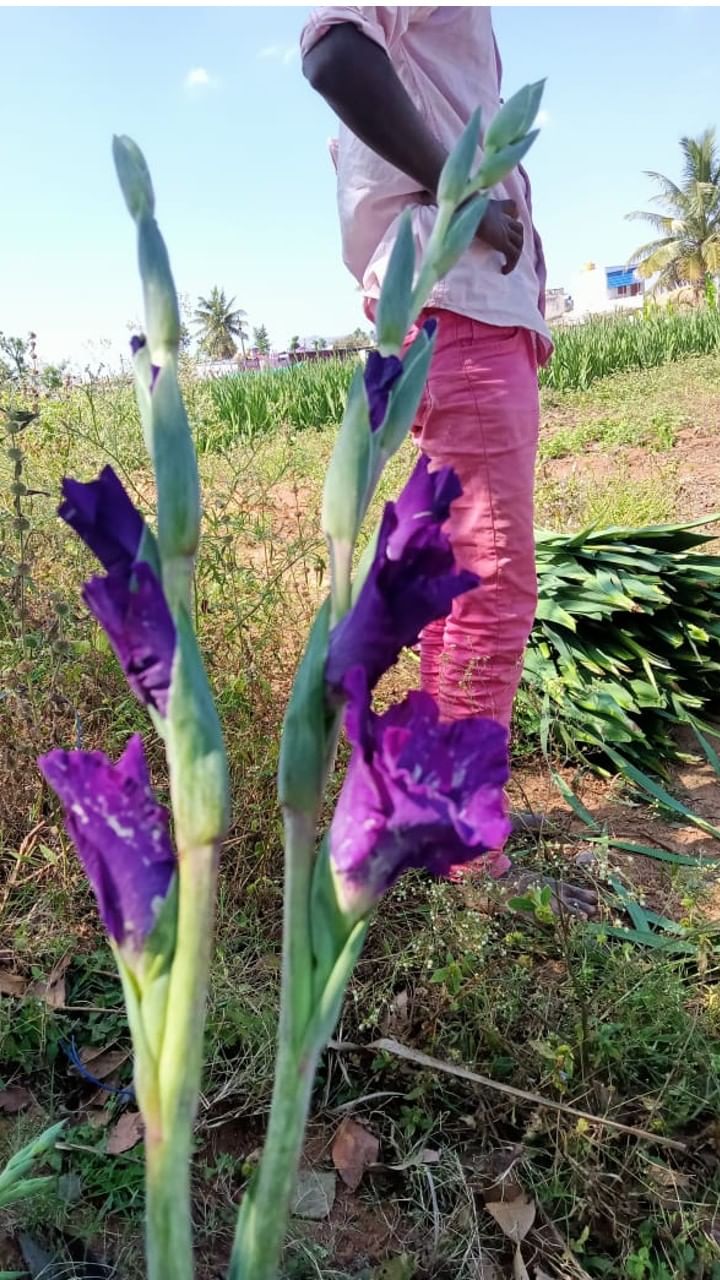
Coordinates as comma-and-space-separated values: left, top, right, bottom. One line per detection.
303, 22, 523, 273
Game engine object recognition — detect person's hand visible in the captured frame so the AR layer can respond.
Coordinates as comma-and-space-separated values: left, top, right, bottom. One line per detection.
477, 198, 524, 275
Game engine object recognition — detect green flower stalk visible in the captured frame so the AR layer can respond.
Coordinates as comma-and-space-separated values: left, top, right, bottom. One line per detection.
230, 82, 544, 1280
40, 139, 230, 1280
39, 78, 542, 1280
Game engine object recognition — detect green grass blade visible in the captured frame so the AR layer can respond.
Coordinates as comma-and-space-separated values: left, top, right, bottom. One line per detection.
691, 722, 720, 777
551, 772, 600, 830
605, 838, 713, 868
584, 922, 696, 954
608, 875, 652, 932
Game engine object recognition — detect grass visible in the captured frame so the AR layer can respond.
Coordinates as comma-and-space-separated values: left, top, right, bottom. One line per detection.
539, 409, 677, 461
205, 359, 358, 448
114, 308, 720, 457
540, 306, 720, 393
1, 350, 720, 1277
537, 463, 678, 530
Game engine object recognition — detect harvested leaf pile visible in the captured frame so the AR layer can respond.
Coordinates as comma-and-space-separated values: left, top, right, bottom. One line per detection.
525, 519, 720, 773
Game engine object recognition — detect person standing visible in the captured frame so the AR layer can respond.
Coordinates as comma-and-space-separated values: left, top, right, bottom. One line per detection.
302, 6, 597, 917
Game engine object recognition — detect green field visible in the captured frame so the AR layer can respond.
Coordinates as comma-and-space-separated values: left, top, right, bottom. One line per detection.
189, 307, 720, 454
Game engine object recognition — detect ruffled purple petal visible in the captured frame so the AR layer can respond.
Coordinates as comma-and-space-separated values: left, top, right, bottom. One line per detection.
59, 466, 144, 574
389, 453, 462, 559
364, 351, 403, 431
330, 670, 510, 914
38, 735, 175, 949
83, 562, 175, 715
326, 456, 478, 693
130, 334, 147, 356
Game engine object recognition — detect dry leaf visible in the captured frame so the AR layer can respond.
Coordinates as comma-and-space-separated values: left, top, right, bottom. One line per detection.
291, 1168, 336, 1219
534, 1268, 557, 1279
78, 1045, 130, 1081
421, 1147, 441, 1164
86, 1107, 112, 1130
482, 1143, 526, 1198
0, 1085, 33, 1113
381, 989, 411, 1037
486, 1192, 536, 1243
331, 1117, 380, 1191
0, 969, 28, 998
645, 1161, 692, 1191
106, 1111, 144, 1155
513, 1245, 530, 1280
28, 955, 70, 1009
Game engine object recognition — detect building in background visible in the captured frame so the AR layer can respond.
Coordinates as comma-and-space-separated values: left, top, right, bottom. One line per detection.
567, 262, 646, 322
545, 287, 574, 323
196, 337, 371, 379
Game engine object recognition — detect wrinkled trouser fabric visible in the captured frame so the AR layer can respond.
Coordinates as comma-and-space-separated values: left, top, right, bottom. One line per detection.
409, 309, 540, 735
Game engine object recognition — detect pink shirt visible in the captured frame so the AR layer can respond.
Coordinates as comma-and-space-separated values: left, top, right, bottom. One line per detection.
301, 6, 551, 360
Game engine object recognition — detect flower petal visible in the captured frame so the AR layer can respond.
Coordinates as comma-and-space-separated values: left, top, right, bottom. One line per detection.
326, 456, 478, 694
60, 466, 144, 574
364, 350, 403, 431
330, 671, 510, 915
38, 735, 175, 949
83, 562, 175, 715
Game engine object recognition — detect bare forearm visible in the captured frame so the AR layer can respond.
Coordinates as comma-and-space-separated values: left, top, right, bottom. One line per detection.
303, 21, 526, 275
302, 23, 447, 196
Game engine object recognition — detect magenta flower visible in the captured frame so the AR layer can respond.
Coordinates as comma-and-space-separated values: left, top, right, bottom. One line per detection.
329, 671, 510, 915
39, 735, 175, 950
326, 455, 478, 694
364, 351, 403, 430
59, 466, 175, 715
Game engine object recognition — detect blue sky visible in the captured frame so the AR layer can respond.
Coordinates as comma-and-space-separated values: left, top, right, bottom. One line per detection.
1, 5, 718, 367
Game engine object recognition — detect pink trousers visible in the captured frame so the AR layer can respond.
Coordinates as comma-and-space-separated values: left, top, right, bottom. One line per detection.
410, 309, 540, 733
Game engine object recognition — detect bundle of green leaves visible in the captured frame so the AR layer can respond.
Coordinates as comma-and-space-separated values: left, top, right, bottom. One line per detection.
523, 518, 720, 774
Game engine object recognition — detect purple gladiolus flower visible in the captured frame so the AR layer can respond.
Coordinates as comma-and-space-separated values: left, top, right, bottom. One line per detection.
59, 466, 175, 714
60, 465, 144, 574
39, 735, 175, 951
329, 670, 510, 915
84, 563, 176, 716
326, 455, 478, 694
364, 350, 403, 431
130, 335, 160, 392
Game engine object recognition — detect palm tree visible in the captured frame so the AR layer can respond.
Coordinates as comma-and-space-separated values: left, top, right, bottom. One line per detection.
194, 287, 248, 359
627, 128, 720, 302
253, 324, 271, 356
